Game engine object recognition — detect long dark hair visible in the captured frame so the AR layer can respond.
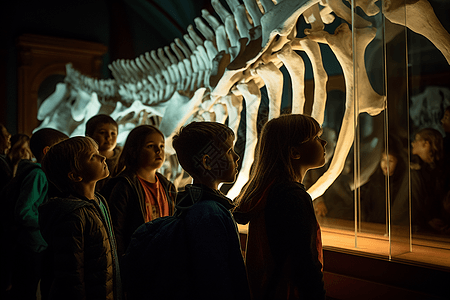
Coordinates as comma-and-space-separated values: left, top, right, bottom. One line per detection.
235, 114, 321, 207
114, 125, 164, 176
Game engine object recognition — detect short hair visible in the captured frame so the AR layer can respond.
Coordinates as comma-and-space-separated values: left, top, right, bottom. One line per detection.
85, 114, 118, 137
30, 128, 69, 162
42, 136, 98, 194
115, 125, 164, 176
172, 121, 234, 176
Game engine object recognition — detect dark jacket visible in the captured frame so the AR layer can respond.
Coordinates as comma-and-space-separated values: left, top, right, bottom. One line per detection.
14, 160, 48, 253
234, 181, 325, 300
101, 170, 176, 257
0, 154, 12, 192
39, 193, 120, 300
177, 184, 251, 300
410, 158, 446, 232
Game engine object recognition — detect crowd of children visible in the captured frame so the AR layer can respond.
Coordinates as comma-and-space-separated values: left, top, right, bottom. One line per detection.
1, 107, 450, 299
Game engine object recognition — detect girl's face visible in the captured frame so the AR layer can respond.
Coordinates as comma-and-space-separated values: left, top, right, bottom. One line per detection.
15, 141, 32, 161
380, 153, 398, 176
411, 133, 430, 160
296, 131, 327, 170
139, 132, 165, 171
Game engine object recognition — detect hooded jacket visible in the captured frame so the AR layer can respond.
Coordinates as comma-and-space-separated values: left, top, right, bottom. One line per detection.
101, 170, 176, 257
39, 194, 120, 300
234, 181, 325, 300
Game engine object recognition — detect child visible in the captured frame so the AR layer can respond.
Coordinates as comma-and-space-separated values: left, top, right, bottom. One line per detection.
8, 133, 32, 176
102, 125, 176, 257
38, 136, 122, 300
1, 128, 67, 300
0, 123, 11, 155
234, 114, 327, 300
0, 123, 12, 190
360, 138, 409, 225
170, 121, 250, 300
410, 128, 445, 232
85, 114, 122, 192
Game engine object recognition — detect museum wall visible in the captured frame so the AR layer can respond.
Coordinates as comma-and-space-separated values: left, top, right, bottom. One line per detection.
1, 0, 211, 133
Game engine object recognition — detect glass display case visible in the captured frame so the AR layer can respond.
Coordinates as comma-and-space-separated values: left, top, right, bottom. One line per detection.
306, 0, 450, 270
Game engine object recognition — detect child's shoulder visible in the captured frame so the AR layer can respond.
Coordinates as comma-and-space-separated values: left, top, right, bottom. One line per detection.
111, 146, 123, 158
271, 180, 307, 194
179, 184, 234, 215
268, 181, 310, 204
156, 172, 176, 189
39, 195, 94, 223
43, 195, 90, 208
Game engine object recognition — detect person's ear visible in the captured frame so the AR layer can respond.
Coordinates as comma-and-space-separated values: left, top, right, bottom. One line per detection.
290, 146, 301, 160
42, 146, 51, 157
68, 172, 82, 183
202, 154, 212, 170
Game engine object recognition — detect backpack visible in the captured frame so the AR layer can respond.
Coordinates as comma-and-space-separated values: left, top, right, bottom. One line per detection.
121, 191, 196, 300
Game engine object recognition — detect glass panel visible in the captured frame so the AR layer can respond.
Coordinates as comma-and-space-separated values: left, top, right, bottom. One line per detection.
382, 0, 412, 259
407, 0, 450, 260
352, 0, 407, 257
304, 0, 450, 267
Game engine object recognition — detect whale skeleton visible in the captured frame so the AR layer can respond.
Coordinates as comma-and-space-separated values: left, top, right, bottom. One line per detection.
36, 0, 450, 199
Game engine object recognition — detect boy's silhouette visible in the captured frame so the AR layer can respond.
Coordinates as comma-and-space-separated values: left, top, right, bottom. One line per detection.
39, 136, 122, 300
122, 122, 250, 300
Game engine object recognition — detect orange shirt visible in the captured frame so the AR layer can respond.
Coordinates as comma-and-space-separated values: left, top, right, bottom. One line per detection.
137, 175, 169, 222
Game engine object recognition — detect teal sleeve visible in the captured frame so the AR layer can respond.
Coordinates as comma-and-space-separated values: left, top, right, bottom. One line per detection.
15, 168, 48, 252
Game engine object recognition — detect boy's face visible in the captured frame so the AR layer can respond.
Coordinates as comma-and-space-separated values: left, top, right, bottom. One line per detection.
139, 132, 165, 171
209, 135, 240, 184
77, 144, 109, 183
90, 123, 118, 153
